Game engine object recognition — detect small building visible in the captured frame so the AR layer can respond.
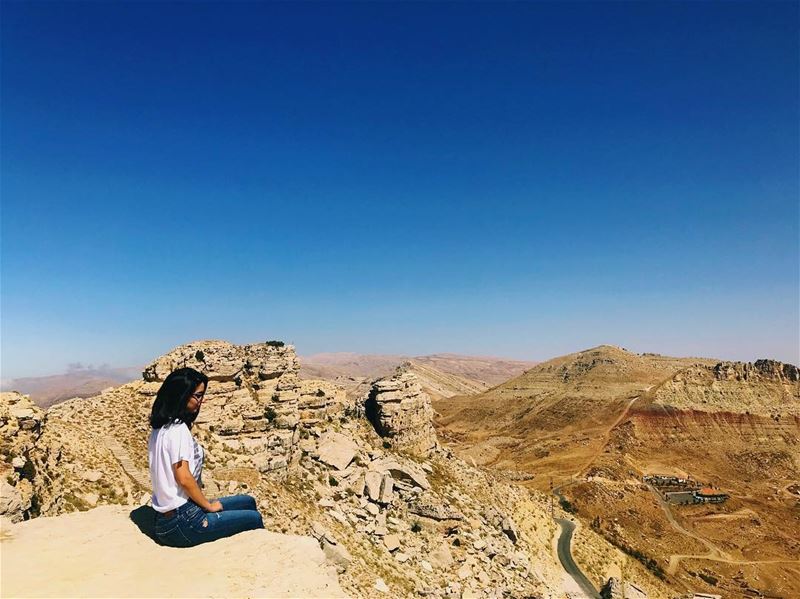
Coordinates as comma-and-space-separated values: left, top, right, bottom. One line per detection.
643, 474, 691, 487
693, 488, 729, 503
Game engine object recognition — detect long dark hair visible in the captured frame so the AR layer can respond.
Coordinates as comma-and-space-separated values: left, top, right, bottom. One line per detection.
149, 367, 209, 429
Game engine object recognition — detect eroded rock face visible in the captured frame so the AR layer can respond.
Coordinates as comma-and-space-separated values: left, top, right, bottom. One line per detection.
0, 392, 44, 522
364, 372, 437, 456
139, 340, 345, 474
714, 360, 799, 383
143, 339, 298, 383
655, 359, 800, 417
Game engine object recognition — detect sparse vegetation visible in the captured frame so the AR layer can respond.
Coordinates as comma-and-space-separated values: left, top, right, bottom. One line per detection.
559, 496, 578, 514
604, 534, 666, 580
699, 572, 718, 586
19, 458, 36, 483
194, 350, 205, 361
265, 340, 285, 348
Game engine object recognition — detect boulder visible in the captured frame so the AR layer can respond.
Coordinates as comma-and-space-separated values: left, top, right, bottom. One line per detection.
316, 432, 358, 471
378, 474, 394, 504
383, 533, 401, 551
369, 458, 430, 490
365, 471, 383, 502
428, 541, 454, 569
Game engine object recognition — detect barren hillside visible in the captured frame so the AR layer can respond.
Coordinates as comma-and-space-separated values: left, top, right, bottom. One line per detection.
300, 352, 535, 401
434, 345, 800, 598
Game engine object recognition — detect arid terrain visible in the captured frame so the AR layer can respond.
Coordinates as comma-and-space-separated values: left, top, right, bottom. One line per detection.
2, 353, 533, 411
4, 341, 797, 598
300, 352, 536, 401
2, 340, 670, 599
435, 345, 800, 598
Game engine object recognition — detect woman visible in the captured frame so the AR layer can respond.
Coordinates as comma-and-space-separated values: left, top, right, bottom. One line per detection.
148, 367, 264, 547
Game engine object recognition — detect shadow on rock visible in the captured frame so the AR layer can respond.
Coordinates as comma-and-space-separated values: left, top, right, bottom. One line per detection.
129, 505, 159, 543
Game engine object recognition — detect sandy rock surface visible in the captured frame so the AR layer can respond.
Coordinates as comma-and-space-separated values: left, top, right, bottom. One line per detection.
0, 505, 345, 598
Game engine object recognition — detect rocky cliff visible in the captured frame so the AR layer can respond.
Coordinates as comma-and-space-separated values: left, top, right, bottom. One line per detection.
365, 370, 438, 456
653, 359, 800, 417
0, 391, 44, 522
3, 339, 599, 598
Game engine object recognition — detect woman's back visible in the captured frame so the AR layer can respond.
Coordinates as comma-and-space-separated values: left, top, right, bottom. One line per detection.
148, 421, 204, 513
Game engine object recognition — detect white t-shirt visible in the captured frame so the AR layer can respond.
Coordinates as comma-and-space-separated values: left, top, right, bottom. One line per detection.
148, 421, 204, 513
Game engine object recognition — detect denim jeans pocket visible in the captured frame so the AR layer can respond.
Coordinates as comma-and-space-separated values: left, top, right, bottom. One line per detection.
154, 517, 186, 546
157, 526, 191, 547
183, 506, 209, 533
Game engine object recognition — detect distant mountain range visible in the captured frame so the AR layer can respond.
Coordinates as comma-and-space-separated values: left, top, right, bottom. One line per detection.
1, 367, 143, 409
299, 352, 537, 400
2, 352, 537, 409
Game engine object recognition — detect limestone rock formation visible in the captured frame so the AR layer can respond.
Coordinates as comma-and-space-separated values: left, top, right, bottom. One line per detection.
654, 359, 800, 416
0, 392, 44, 522
142, 339, 297, 383
713, 359, 799, 383
139, 340, 346, 474
364, 371, 437, 456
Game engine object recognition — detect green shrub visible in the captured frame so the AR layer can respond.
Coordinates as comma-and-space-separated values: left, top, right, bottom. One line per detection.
265, 340, 285, 348
195, 350, 205, 361
699, 573, 718, 586
559, 496, 578, 514
19, 459, 36, 483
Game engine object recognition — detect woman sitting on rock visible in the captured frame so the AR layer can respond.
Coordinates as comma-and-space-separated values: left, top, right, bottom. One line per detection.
148, 367, 264, 547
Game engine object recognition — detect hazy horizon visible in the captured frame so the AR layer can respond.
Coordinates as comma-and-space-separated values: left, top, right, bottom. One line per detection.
2, 339, 796, 381
2, 2, 798, 379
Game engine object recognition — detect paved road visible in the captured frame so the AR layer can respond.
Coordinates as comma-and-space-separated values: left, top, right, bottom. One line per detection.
555, 517, 601, 599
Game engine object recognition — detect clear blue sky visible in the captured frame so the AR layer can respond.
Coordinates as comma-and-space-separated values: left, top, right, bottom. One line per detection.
2, 1, 798, 378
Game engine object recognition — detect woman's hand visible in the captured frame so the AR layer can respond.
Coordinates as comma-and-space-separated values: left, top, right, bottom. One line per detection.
173, 460, 222, 513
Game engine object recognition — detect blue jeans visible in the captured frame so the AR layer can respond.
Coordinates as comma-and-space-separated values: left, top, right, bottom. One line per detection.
154, 494, 264, 547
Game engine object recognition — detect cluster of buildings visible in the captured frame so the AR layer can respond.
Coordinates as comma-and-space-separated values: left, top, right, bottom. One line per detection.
643, 474, 729, 505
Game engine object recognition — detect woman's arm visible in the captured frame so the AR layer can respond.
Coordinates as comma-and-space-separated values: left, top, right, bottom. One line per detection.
173, 461, 222, 512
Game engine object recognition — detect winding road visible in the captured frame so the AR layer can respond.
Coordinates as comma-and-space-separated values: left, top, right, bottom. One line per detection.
548, 395, 643, 598
555, 516, 601, 598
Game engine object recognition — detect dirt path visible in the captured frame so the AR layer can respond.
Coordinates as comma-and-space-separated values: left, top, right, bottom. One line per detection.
647, 489, 796, 575
101, 435, 150, 490
668, 553, 800, 574
573, 394, 642, 478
